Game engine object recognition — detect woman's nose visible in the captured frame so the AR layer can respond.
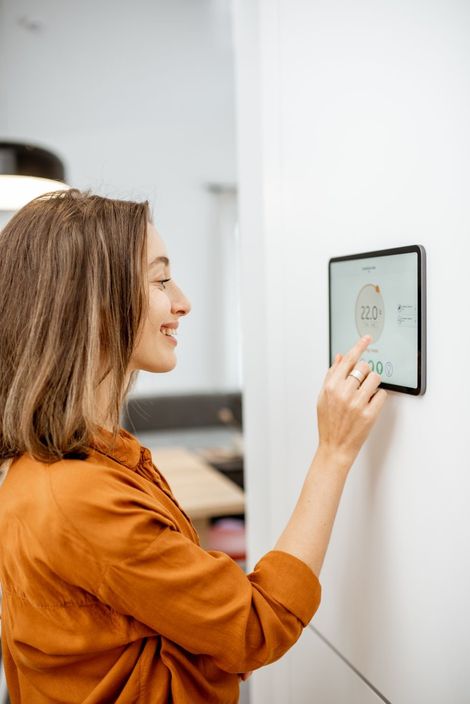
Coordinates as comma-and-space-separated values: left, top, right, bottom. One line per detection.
172, 284, 191, 317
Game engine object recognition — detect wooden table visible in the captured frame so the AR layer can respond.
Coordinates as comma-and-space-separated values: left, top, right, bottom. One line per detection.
148, 446, 245, 547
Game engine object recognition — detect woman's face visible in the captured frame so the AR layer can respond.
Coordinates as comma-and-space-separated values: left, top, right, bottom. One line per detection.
129, 222, 191, 373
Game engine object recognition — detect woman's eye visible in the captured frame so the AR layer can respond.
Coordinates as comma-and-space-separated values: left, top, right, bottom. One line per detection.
155, 278, 171, 290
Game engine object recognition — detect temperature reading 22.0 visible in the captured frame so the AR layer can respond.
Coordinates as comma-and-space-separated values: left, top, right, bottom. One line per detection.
361, 305, 380, 321
355, 284, 385, 341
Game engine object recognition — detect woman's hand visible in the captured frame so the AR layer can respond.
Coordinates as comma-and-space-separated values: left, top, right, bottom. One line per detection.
316, 335, 388, 468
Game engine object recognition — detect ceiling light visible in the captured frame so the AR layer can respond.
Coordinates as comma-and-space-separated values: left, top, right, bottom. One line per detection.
0, 141, 70, 211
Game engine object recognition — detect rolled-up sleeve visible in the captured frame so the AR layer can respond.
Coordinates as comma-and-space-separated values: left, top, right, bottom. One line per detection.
99, 529, 321, 673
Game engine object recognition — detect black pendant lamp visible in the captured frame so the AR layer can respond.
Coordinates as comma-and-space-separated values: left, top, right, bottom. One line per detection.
0, 141, 69, 211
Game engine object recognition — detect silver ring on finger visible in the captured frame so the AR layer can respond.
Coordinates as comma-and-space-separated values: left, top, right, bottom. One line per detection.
348, 368, 365, 387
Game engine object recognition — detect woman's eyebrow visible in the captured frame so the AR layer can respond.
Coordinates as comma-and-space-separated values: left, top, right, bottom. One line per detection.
148, 256, 170, 269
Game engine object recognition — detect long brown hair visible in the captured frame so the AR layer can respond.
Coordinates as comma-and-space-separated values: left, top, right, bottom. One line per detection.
0, 188, 151, 463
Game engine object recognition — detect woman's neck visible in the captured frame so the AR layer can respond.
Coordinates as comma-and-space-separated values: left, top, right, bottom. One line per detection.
94, 370, 131, 432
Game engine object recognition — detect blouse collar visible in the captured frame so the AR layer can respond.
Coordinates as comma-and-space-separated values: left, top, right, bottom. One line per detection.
89, 425, 143, 469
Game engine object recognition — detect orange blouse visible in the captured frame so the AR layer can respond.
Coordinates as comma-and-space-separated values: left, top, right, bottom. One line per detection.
0, 427, 321, 703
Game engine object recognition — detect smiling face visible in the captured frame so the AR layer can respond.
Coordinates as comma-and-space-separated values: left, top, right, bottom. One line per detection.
129, 222, 191, 373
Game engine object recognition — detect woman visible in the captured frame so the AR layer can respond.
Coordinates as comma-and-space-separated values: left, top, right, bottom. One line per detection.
0, 189, 387, 703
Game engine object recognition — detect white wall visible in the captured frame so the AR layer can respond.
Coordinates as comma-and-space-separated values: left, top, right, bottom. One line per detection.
235, 0, 470, 702
0, 0, 239, 394
0, 212, 14, 229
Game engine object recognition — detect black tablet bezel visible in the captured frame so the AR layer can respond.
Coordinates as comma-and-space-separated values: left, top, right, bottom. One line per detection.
329, 244, 426, 396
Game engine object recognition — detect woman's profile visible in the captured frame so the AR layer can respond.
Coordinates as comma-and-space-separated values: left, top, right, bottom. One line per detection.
0, 189, 387, 703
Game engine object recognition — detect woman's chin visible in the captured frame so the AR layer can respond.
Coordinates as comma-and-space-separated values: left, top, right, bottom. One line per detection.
130, 347, 177, 374
147, 356, 177, 373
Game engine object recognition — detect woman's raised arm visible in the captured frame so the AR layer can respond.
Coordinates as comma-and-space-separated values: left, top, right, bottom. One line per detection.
274, 335, 388, 578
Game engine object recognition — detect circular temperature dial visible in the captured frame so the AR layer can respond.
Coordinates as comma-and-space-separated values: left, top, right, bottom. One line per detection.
355, 284, 385, 342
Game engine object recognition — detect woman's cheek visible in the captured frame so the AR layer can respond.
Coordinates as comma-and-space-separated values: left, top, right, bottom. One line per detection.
148, 291, 170, 329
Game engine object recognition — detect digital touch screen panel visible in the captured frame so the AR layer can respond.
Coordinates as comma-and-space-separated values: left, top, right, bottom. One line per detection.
329, 245, 426, 395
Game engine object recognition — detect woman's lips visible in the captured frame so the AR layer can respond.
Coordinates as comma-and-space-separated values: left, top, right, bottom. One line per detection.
162, 331, 177, 345
161, 323, 178, 346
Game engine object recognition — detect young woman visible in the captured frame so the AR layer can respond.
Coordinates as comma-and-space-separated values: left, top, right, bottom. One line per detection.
0, 189, 387, 704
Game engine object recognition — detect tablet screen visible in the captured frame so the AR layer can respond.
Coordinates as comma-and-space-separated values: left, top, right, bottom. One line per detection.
329, 246, 425, 394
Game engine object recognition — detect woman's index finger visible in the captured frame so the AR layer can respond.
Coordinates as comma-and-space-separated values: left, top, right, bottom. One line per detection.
336, 336, 372, 377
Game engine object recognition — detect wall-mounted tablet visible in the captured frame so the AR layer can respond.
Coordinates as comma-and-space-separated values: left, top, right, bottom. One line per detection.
329, 245, 426, 395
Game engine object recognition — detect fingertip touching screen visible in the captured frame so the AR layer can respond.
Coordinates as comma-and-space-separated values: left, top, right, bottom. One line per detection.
329, 245, 426, 395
